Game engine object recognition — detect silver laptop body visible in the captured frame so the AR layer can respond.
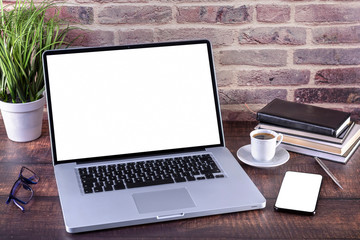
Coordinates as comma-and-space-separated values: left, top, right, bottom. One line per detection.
42, 40, 266, 233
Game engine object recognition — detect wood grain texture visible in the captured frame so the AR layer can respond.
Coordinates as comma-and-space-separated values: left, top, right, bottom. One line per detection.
0, 120, 359, 239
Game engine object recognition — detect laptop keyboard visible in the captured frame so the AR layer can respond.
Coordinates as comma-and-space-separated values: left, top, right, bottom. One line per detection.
78, 154, 224, 194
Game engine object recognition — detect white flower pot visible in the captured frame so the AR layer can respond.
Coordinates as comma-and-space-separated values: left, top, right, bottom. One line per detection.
0, 96, 46, 142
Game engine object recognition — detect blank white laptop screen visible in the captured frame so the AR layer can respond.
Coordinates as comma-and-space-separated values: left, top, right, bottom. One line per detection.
45, 43, 221, 162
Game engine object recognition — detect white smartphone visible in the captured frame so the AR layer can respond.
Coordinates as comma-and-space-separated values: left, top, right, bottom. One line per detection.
274, 171, 322, 215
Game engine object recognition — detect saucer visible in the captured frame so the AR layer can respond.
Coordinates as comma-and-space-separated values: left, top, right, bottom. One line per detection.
236, 145, 290, 168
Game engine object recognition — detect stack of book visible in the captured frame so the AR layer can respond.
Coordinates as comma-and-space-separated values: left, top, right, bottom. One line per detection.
256, 99, 360, 164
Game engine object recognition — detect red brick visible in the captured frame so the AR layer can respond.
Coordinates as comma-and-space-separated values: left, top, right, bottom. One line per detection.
65, 29, 115, 47
47, 6, 94, 25
221, 107, 260, 122
216, 71, 235, 87
239, 27, 306, 45
177, 5, 252, 24
294, 49, 360, 65
295, 5, 360, 23
98, 6, 172, 24
256, 4, 290, 23
237, 70, 310, 86
294, 88, 360, 104
219, 50, 287, 67
177, 6, 218, 23
315, 68, 360, 85
118, 29, 154, 45
312, 26, 360, 44
63, 6, 93, 25
156, 28, 234, 46
219, 89, 287, 104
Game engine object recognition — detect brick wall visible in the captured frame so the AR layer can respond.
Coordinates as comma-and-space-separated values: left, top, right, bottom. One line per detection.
58, 0, 360, 122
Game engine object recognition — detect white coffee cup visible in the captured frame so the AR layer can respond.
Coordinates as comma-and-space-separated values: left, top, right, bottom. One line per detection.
250, 129, 283, 162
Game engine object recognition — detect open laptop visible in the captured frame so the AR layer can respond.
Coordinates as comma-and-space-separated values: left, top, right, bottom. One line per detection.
42, 39, 266, 233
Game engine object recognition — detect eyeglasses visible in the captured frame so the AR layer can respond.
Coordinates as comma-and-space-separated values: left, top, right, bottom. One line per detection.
6, 166, 40, 212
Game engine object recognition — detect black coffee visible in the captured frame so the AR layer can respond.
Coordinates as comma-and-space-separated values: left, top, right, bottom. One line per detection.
253, 133, 275, 140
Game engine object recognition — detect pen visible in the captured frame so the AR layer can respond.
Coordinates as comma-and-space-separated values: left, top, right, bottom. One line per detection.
314, 157, 343, 189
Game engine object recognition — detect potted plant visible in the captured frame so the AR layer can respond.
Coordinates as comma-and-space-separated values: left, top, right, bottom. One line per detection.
0, 0, 72, 142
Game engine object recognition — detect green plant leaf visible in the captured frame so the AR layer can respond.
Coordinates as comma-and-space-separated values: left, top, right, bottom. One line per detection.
0, 0, 75, 103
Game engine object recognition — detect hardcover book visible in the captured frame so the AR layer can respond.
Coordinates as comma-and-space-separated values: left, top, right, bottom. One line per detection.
257, 99, 351, 137
280, 124, 360, 155
280, 139, 360, 164
256, 122, 354, 144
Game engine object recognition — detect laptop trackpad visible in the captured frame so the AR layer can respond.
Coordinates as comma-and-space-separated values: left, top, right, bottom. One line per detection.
133, 188, 196, 214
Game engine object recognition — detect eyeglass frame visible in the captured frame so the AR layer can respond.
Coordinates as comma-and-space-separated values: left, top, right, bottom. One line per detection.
6, 166, 40, 212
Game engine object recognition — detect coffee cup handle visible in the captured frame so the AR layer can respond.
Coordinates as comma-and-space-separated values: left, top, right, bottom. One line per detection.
275, 133, 283, 148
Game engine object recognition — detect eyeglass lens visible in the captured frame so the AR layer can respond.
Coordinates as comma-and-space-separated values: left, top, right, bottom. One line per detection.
11, 179, 34, 203
20, 167, 40, 184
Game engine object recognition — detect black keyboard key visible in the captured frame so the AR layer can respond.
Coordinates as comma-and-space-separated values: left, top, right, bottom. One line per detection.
134, 178, 143, 183
80, 174, 92, 180
153, 175, 162, 181
174, 177, 186, 183
205, 174, 215, 179
94, 186, 103, 192
99, 176, 107, 182
125, 178, 134, 184
114, 182, 126, 190
104, 184, 113, 192
186, 176, 196, 181
84, 188, 93, 194
81, 178, 96, 185
82, 182, 93, 189
126, 178, 174, 189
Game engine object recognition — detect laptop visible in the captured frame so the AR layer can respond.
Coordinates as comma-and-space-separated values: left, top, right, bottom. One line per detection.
42, 39, 266, 233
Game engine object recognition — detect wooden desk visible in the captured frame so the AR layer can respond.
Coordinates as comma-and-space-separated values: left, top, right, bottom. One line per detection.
0, 121, 359, 239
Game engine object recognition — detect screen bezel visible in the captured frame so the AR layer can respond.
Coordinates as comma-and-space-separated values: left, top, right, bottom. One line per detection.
42, 40, 225, 165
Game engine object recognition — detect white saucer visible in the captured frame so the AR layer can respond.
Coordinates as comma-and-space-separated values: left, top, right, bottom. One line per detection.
236, 144, 290, 168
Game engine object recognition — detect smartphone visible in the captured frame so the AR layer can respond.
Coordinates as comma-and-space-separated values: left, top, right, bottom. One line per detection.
274, 171, 322, 215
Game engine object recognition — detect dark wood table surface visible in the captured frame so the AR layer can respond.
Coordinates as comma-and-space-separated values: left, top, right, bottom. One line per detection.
0, 120, 359, 239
